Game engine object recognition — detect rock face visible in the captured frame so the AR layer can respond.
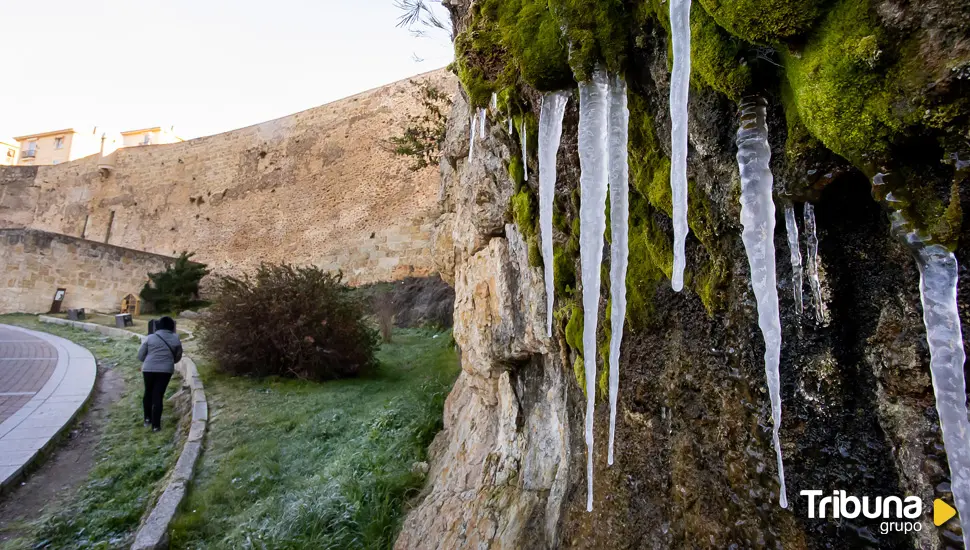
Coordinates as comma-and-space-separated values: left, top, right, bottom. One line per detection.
399, 0, 968, 547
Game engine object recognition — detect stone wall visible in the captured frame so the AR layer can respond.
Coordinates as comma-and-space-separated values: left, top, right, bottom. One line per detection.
0, 229, 174, 314
0, 69, 456, 285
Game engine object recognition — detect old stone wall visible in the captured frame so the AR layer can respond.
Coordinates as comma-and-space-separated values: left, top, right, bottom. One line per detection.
0, 228, 175, 314
0, 69, 456, 284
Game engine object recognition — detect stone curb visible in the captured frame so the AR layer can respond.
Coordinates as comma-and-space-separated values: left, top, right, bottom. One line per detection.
37, 316, 208, 550
0, 324, 98, 494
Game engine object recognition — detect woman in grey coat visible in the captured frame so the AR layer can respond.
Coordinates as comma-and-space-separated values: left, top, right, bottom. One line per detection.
137, 316, 183, 431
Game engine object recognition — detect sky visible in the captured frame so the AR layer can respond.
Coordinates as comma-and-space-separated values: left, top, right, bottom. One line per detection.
1, 0, 454, 140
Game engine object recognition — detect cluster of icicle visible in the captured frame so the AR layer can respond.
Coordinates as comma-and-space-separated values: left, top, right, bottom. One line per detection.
785, 203, 824, 321
468, 96, 499, 163
873, 172, 970, 547
573, 66, 630, 512
736, 97, 788, 508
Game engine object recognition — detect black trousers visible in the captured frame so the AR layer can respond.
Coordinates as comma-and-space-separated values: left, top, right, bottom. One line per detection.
143, 372, 172, 429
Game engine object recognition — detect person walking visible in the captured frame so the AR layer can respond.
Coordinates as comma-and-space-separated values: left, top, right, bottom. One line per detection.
137, 316, 182, 432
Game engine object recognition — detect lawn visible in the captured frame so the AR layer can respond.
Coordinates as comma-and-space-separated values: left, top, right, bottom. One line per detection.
0, 314, 182, 549
45, 312, 195, 338
168, 327, 460, 549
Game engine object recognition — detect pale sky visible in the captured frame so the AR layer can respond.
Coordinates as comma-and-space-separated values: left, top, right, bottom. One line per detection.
1, 0, 454, 140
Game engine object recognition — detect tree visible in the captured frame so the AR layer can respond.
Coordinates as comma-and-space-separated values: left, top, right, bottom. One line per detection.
140, 252, 210, 313
387, 83, 450, 171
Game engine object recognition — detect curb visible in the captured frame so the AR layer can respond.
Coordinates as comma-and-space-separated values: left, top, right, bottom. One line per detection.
0, 324, 98, 494
37, 316, 208, 550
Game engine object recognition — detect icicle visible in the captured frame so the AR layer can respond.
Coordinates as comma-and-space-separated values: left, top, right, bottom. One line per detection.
784, 203, 803, 315
490, 92, 498, 111
607, 74, 629, 467
539, 91, 570, 338
508, 118, 513, 134
479, 108, 487, 139
521, 119, 529, 181
736, 97, 787, 508
873, 172, 970, 547
669, 0, 691, 292
803, 202, 824, 323
578, 65, 610, 512
468, 114, 476, 162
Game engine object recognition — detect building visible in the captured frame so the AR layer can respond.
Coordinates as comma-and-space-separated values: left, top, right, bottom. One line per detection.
0, 139, 18, 166
14, 128, 102, 166
120, 126, 183, 148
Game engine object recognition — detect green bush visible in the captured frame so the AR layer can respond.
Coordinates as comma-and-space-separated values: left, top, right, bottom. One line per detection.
140, 252, 210, 313
201, 264, 379, 380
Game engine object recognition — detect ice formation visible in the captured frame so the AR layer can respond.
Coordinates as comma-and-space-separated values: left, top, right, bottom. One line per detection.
736, 98, 787, 508
803, 202, 824, 323
521, 119, 529, 181
784, 204, 804, 315
607, 74, 629, 466
669, 0, 691, 292
578, 66, 610, 512
873, 173, 970, 546
490, 92, 497, 111
479, 108, 487, 138
538, 91, 570, 337
468, 113, 476, 162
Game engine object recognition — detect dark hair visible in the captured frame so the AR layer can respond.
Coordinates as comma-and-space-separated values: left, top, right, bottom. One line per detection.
158, 316, 176, 332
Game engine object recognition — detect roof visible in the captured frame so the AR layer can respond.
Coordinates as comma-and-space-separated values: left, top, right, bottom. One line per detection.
13, 128, 77, 141
120, 127, 163, 136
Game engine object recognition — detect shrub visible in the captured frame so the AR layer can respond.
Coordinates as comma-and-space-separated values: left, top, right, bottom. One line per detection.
140, 252, 210, 313
201, 264, 379, 380
386, 83, 449, 170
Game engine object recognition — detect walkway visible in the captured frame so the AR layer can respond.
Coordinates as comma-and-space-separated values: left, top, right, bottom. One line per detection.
0, 325, 97, 491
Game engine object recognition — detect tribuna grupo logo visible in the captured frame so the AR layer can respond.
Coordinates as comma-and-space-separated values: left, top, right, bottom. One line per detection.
801, 490, 957, 535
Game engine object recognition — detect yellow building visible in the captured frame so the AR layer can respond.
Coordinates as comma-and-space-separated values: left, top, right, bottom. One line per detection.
0, 139, 18, 166
14, 128, 102, 166
121, 126, 183, 148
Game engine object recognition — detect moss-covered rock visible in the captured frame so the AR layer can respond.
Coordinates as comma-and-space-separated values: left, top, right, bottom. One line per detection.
697, 0, 825, 44
690, 4, 753, 101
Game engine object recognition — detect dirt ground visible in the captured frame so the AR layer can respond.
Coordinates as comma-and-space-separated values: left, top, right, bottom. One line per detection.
0, 363, 124, 543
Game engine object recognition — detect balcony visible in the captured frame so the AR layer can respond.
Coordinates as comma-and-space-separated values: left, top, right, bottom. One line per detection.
21, 149, 36, 159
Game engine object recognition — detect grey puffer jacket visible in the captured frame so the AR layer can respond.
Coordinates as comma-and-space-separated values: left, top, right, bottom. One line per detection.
138, 330, 183, 374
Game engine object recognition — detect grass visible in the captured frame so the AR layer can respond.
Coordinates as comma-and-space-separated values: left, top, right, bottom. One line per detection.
168, 327, 460, 549
46, 312, 194, 337
0, 314, 182, 549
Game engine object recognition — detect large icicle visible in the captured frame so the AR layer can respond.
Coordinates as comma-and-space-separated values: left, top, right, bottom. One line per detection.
669, 0, 691, 292
479, 108, 487, 138
521, 119, 529, 181
539, 91, 570, 338
784, 203, 803, 315
803, 203, 824, 323
490, 92, 498, 111
736, 97, 787, 508
468, 113, 477, 162
578, 66, 610, 512
607, 74, 629, 466
873, 172, 970, 547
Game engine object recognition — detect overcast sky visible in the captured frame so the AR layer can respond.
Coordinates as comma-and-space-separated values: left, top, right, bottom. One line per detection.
2, 0, 454, 140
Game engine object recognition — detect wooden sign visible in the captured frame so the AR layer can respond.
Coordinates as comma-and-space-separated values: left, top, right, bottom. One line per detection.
50, 288, 67, 314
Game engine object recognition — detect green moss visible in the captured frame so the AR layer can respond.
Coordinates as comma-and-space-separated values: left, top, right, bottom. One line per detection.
930, 182, 963, 248
509, 155, 525, 187
548, 0, 630, 81
782, 0, 906, 166
697, 0, 824, 44
690, 4, 753, 101
454, 28, 505, 107
565, 304, 584, 355
573, 355, 586, 397
553, 246, 577, 297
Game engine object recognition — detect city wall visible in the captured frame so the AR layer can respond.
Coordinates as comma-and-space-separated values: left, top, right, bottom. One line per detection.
1, 228, 174, 314
0, 69, 456, 285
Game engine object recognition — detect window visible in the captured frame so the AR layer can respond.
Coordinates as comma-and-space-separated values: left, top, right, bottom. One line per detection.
142, 134, 152, 145
5, 149, 13, 159
23, 141, 37, 158
52, 160, 60, 165
54, 136, 64, 149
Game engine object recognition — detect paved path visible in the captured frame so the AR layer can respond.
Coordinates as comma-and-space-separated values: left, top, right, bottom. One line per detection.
0, 325, 96, 491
